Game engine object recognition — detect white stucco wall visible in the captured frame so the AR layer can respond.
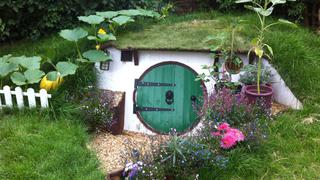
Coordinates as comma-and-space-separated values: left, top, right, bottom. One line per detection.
96, 47, 302, 134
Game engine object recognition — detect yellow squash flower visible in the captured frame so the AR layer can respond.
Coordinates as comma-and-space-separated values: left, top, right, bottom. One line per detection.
40, 74, 63, 91
98, 28, 106, 35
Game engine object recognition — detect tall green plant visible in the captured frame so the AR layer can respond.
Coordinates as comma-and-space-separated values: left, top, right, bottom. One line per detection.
236, 0, 296, 94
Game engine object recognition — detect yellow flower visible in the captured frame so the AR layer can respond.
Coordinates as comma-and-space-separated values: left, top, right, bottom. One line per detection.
98, 28, 106, 35
96, 44, 100, 50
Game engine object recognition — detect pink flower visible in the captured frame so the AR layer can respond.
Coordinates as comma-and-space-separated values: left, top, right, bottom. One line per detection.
217, 123, 230, 131
228, 128, 245, 142
211, 122, 245, 149
221, 134, 237, 148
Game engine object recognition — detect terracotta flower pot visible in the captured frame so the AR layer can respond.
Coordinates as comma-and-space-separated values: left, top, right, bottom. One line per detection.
225, 60, 243, 74
244, 84, 273, 109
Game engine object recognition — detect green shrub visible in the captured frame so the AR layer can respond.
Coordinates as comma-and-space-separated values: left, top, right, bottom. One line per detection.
0, 0, 159, 42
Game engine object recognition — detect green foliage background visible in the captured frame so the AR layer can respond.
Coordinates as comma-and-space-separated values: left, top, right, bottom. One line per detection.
0, 0, 156, 42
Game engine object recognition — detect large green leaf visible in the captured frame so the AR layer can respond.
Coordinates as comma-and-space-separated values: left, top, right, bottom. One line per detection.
56, 62, 78, 77
118, 9, 143, 16
0, 62, 18, 77
137, 9, 160, 18
10, 56, 42, 70
59, 27, 88, 42
112, 16, 134, 26
46, 71, 59, 81
87, 34, 116, 42
10, 72, 27, 85
78, 15, 104, 25
24, 69, 45, 84
97, 33, 116, 42
0, 54, 12, 63
96, 11, 120, 19
83, 50, 111, 62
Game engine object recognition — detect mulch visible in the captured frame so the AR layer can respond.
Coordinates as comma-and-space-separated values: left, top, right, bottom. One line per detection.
88, 131, 168, 177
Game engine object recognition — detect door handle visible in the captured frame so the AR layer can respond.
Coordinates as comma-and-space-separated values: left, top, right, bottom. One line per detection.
165, 90, 174, 105
191, 95, 197, 102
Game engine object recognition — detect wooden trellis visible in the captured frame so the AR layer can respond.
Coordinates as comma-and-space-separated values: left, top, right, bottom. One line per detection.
0, 86, 51, 109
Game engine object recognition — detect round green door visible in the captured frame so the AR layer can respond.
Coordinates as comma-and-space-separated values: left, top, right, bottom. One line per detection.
134, 62, 204, 134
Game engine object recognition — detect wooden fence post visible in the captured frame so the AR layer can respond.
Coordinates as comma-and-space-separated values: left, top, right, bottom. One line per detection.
15, 87, 24, 109
27, 88, 36, 108
39, 89, 49, 108
3, 86, 12, 108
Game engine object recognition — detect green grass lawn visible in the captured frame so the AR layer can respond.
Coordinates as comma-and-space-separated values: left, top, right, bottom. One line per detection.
0, 112, 104, 179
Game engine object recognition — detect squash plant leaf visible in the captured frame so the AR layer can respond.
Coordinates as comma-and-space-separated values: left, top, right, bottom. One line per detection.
87, 35, 97, 41
10, 56, 42, 70
83, 50, 111, 62
46, 71, 59, 81
76, 58, 90, 63
118, 9, 143, 16
59, 28, 88, 42
0, 62, 19, 77
56, 62, 78, 77
97, 33, 116, 42
10, 72, 27, 86
24, 69, 45, 84
96, 11, 120, 19
0, 54, 12, 63
112, 15, 134, 26
78, 15, 104, 25
138, 9, 161, 18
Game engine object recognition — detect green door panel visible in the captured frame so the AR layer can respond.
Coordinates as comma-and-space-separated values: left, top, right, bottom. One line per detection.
136, 63, 203, 134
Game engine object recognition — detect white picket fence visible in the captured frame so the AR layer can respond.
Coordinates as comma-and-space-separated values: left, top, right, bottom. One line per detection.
0, 85, 52, 109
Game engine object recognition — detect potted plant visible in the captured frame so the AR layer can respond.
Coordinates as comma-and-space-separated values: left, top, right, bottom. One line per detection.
205, 18, 243, 74
236, 0, 296, 108
239, 64, 272, 87
215, 73, 242, 94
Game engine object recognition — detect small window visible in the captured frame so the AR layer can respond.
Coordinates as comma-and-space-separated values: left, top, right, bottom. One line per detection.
121, 50, 133, 62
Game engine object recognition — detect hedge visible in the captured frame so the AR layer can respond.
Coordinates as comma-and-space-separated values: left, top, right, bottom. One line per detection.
0, 0, 152, 42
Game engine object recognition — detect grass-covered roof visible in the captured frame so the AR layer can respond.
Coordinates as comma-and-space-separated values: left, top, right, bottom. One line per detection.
114, 11, 259, 51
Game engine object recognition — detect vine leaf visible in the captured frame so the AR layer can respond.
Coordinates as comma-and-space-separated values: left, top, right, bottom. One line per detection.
0, 62, 18, 77
112, 15, 134, 26
10, 72, 27, 85
24, 69, 45, 84
83, 50, 111, 62
56, 62, 78, 77
46, 71, 59, 81
59, 27, 88, 42
96, 11, 120, 19
78, 15, 104, 25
